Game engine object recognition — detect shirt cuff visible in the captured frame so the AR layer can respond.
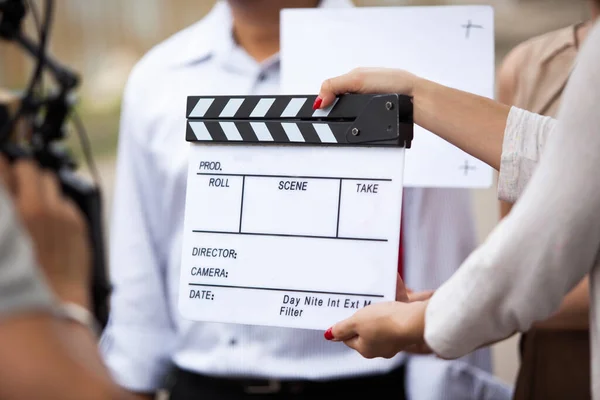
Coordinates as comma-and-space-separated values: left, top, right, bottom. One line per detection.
99, 324, 175, 392
498, 107, 528, 203
424, 298, 466, 360
498, 107, 556, 203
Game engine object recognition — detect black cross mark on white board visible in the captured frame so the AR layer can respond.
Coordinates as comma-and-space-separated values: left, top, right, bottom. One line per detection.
462, 20, 483, 39
459, 160, 476, 176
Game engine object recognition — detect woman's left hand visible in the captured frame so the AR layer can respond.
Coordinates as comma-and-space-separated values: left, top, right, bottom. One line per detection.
324, 274, 434, 359
324, 300, 431, 359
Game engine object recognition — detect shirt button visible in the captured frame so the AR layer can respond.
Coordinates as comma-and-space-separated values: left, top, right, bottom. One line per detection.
229, 338, 237, 346
257, 72, 267, 82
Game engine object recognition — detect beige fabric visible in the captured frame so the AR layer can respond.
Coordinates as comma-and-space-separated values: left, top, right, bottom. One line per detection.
511, 24, 581, 117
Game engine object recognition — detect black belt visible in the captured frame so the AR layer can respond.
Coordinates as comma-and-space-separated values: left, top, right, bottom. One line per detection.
169, 363, 406, 396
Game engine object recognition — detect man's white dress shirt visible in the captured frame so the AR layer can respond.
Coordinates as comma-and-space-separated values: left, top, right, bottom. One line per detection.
100, 1, 511, 398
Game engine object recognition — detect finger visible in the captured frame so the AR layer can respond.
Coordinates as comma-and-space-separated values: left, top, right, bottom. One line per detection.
325, 316, 358, 342
12, 160, 42, 210
408, 290, 435, 302
396, 273, 409, 302
0, 155, 14, 194
317, 70, 364, 108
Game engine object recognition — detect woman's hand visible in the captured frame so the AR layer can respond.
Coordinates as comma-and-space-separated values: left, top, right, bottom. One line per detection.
315, 67, 510, 171
395, 272, 434, 302
325, 300, 430, 359
315, 67, 419, 109
325, 273, 434, 359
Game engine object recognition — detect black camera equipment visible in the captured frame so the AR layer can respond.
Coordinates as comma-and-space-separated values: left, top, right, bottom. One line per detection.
0, 0, 110, 330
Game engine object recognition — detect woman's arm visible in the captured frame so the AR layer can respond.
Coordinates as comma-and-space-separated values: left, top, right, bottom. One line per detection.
324, 23, 600, 360
318, 68, 557, 198
424, 22, 600, 358
412, 78, 509, 171
317, 68, 510, 170
495, 41, 590, 332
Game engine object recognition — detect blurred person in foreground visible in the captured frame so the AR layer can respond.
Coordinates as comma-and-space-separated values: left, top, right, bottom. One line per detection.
497, 1, 600, 398
100, 0, 510, 399
0, 157, 133, 399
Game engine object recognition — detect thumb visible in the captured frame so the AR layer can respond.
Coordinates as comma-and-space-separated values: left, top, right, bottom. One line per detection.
317, 70, 364, 109
408, 290, 435, 302
396, 273, 409, 302
325, 317, 357, 342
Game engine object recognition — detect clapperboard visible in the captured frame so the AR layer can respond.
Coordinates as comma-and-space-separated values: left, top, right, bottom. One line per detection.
178, 94, 412, 330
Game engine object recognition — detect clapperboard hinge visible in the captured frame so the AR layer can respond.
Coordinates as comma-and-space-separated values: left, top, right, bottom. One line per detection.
185, 94, 413, 148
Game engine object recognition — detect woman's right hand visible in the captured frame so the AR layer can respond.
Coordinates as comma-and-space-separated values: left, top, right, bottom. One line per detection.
315, 66, 509, 172
315, 67, 419, 109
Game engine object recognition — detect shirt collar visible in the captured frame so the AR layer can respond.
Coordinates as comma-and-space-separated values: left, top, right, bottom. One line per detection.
538, 23, 580, 66
170, 0, 355, 68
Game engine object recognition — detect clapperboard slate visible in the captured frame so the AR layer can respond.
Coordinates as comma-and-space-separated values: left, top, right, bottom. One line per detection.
178, 94, 413, 330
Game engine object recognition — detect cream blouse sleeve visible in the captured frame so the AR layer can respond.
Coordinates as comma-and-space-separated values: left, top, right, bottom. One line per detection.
497, 107, 557, 203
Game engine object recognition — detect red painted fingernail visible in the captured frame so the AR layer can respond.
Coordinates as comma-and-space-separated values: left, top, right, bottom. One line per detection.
313, 97, 322, 110
324, 327, 334, 340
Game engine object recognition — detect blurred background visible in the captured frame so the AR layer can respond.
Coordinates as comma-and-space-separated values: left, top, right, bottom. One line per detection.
0, 0, 592, 387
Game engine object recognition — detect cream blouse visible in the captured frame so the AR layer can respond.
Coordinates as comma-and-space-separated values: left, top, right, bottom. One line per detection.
424, 21, 600, 399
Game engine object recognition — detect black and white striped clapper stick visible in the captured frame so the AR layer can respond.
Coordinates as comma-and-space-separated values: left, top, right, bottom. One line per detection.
185, 94, 413, 148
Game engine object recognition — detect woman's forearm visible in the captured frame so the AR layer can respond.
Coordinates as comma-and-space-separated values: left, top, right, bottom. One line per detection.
318, 68, 510, 169
412, 78, 511, 171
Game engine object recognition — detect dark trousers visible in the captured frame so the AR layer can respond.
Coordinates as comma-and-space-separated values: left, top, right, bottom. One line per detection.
169, 364, 406, 400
